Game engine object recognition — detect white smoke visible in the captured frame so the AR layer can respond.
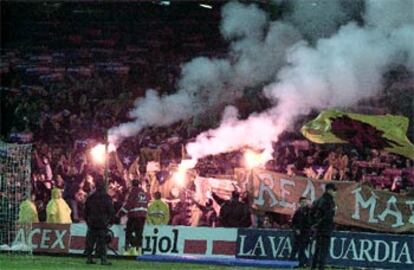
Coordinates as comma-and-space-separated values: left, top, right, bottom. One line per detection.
220, 1, 268, 40
108, 1, 302, 145
109, 0, 413, 164
185, 0, 414, 163
186, 106, 281, 161
364, 0, 414, 29
287, 0, 347, 39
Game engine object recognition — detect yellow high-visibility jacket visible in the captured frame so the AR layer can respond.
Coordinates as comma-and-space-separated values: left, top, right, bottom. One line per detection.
147, 199, 170, 225
18, 199, 39, 224
46, 188, 72, 224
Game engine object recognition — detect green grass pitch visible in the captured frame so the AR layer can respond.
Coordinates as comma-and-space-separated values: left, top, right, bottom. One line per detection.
0, 253, 302, 270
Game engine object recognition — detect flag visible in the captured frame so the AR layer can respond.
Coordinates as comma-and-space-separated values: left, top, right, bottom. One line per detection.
301, 110, 414, 160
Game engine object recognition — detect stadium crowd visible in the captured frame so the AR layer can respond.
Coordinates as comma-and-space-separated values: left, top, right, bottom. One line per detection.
1, 3, 414, 232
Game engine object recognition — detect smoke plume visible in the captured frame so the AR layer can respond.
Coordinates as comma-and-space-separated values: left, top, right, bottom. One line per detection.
186, 0, 414, 162
283, 0, 363, 41
109, 0, 414, 166
108, 1, 302, 145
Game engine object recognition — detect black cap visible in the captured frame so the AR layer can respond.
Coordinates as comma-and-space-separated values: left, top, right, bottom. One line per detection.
325, 183, 337, 191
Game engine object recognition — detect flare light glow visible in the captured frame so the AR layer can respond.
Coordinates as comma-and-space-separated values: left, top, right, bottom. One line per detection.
244, 149, 267, 169
91, 144, 106, 164
90, 143, 116, 165
172, 159, 197, 187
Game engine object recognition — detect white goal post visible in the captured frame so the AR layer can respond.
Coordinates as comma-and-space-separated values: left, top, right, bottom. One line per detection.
0, 140, 32, 253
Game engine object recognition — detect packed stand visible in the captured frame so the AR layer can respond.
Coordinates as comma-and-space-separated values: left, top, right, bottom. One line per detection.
1, 3, 413, 231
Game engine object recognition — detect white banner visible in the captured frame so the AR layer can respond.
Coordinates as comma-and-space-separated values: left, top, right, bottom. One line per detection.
7, 223, 238, 258
142, 225, 237, 258
68, 223, 125, 255
194, 176, 237, 201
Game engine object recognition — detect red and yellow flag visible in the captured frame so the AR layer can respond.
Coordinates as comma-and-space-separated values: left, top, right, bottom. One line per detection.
301, 110, 414, 160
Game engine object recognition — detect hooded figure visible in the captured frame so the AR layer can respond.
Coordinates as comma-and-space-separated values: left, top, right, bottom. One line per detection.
18, 197, 39, 224
46, 188, 72, 224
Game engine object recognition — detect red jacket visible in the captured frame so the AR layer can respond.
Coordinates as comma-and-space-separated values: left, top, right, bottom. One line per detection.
120, 187, 149, 218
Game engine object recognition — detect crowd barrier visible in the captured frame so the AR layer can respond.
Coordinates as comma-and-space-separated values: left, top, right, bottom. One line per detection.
8, 223, 413, 269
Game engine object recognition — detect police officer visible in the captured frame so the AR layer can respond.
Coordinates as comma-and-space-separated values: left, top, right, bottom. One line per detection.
119, 179, 149, 256
311, 183, 337, 270
289, 196, 311, 268
84, 179, 115, 265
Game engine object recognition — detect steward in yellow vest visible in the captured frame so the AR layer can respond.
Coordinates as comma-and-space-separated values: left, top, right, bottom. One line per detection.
146, 191, 170, 225
46, 188, 72, 224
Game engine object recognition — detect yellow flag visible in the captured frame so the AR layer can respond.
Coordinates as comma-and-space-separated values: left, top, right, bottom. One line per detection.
301, 110, 414, 160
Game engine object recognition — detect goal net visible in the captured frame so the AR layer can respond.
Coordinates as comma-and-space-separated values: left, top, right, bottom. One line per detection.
0, 140, 32, 253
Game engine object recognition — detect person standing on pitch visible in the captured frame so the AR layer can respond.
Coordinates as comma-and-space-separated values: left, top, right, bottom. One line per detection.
289, 196, 311, 268
310, 183, 337, 270
119, 179, 149, 256
147, 191, 170, 226
84, 179, 115, 265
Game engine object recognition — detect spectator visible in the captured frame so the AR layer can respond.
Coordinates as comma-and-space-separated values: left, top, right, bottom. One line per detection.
212, 190, 250, 228
192, 198, 217, 227
170, 190, 192, 226
261, 215, 273, 229
62, 166, 83, 222
35, 199, 47, 222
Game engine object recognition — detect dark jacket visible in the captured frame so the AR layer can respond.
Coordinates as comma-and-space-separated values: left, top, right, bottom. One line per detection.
84, 187, 115, 229
120, 186, 149, 218
212, 192, 250, 228
63, 175, 82, 200
291, 205, 311, 233
312, 192, 336, 235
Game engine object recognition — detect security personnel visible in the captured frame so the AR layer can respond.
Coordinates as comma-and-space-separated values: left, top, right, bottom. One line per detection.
84, 180, 115, 265
311, 183, 337, 270
289, 197, 311, 267
147, 191, 170, 225
119, 179, 149, 256
46, 188, 72, 224
18, 194, 39, 224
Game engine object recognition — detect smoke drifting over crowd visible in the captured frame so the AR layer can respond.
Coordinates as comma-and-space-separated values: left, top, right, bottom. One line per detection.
108, 1, 302, 144
110, 0, 414, 165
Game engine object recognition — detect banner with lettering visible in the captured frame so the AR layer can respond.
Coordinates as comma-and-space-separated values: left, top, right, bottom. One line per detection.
6, 223, 413, 269
236, 228, 414, 270
194, 176, 238, 201
9, 223, 123, 255
238, 169, 414, 233
12, 224, 71, 254
142, 225, 237, 257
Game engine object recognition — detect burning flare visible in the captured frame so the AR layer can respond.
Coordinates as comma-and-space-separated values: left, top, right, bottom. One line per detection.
172, 169, 187, 187
90, 142, 116, 165
244, 149, 268, 169
172, 159, 197, 187
90, 144, 107, 165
